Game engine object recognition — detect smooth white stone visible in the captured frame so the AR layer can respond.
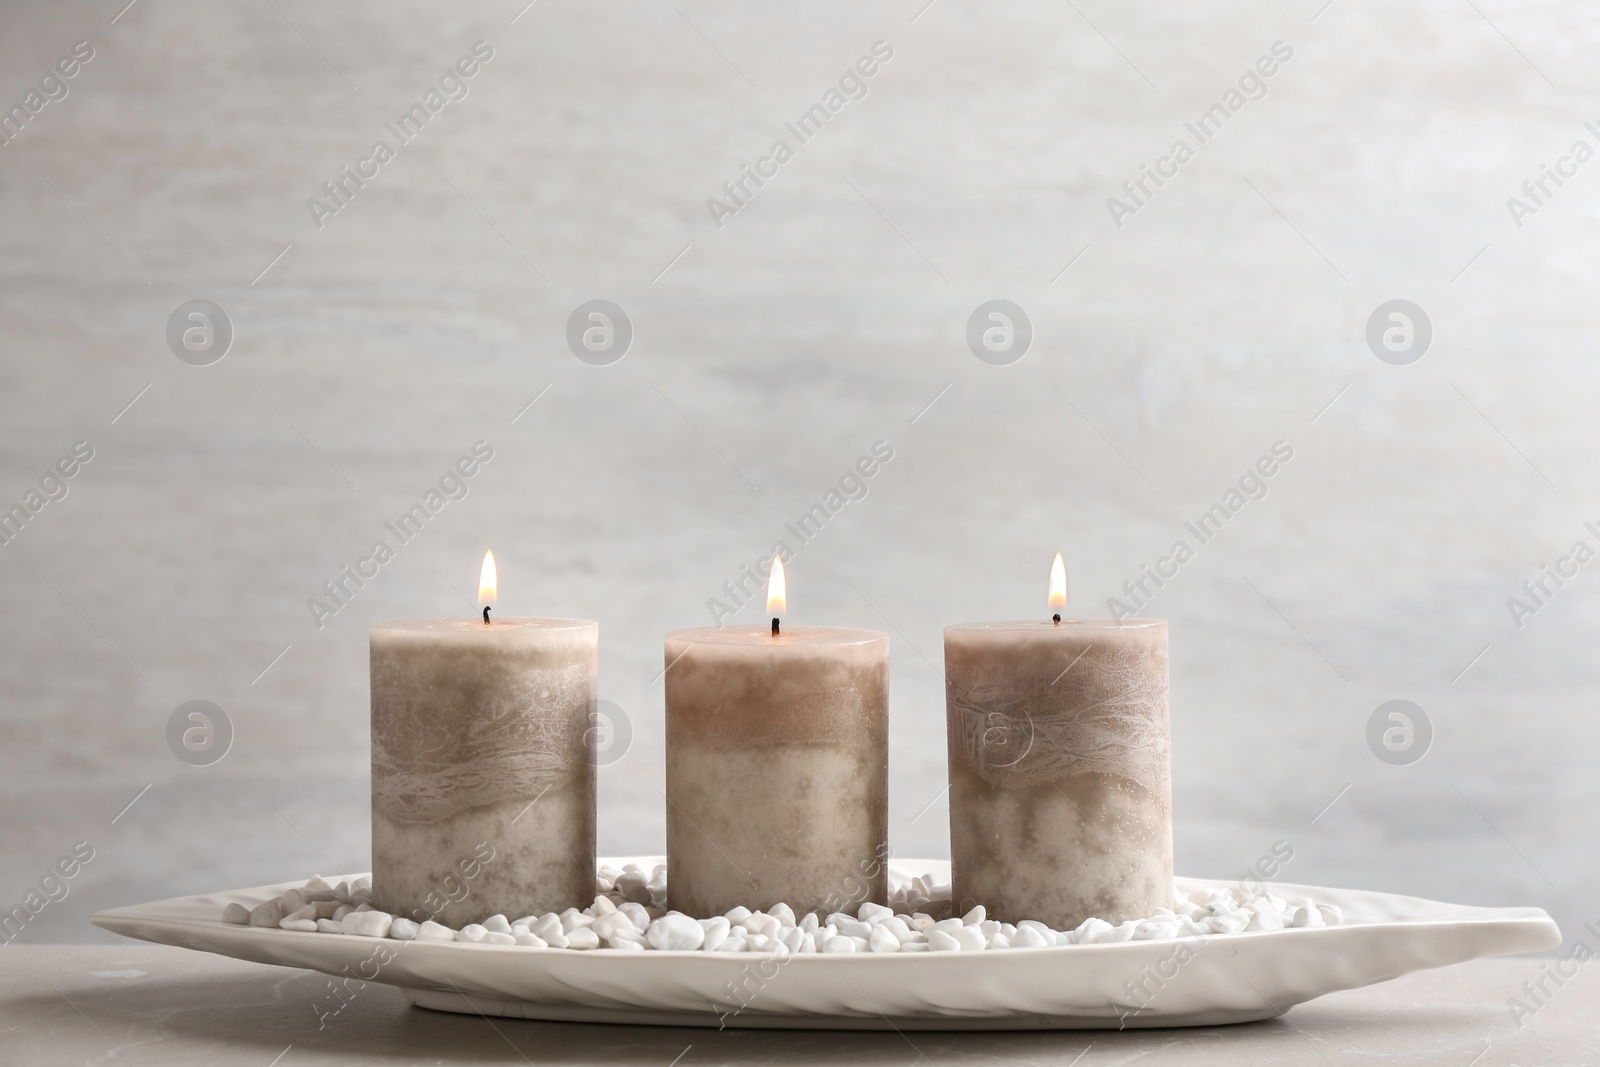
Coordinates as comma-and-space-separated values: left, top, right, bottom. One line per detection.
768, 903, 796, 927
1013, 926, 1049, 948
514, 930, 547, 947
618, 902, 651, 933
221, 903, 251, 925
483, 931, 516, 945
415, 921, 456, 942
950, 926, 987, 951
482, 914, 512, 934
455, 924, 488, 944
1134, 920, 1178, 940
315, 918, 345, 934
725, 906, 752, 924
565, 927, 601, 950
247, 901, 284, 928
279, 918, 317, 932
858, 901, 895, 924
389, 918, 420, 941
646, 913, 706, 951
868, 925, 901, 953
1245, 908, 1285, 932
343, 911, 393, 938
1318, 905, 1343, 926
926, 930, 962, 952
962, 904, 986, 926
1091, 922, 1138, 944
819, 935, 858, 953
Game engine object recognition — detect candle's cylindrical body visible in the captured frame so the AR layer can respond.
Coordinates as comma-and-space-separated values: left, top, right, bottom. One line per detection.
945, 619, 1170, 929
664, 626, 889, 918
371, 619, 597, 927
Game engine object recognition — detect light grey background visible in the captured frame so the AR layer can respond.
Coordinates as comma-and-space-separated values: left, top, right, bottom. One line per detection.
1, 0, 1594, 956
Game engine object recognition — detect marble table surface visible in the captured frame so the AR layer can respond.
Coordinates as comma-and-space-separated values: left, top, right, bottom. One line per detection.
1, 945, 1593, 1066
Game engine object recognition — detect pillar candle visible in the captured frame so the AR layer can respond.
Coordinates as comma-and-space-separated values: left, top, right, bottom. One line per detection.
945, 594, 1170, 929
370, 616, 598, 927
664, 616, 889, 918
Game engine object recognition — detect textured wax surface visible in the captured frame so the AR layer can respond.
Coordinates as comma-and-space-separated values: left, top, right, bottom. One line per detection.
946, 621, 1171, 927
665, 628, 889, 916
370, 620, 598, 923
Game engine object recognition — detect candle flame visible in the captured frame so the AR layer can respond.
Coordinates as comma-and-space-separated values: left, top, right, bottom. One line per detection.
767, 556, 787, 616
479, 550, 498, 604
1048, 552, 1067, 611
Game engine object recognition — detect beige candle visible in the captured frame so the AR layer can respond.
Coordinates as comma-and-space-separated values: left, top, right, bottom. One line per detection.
664, 560, 889, 917
370, 553, 597, 926
945, 554, 1171, 930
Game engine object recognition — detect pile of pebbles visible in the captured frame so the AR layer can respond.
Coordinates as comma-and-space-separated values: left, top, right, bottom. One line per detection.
223, 864, 1342, 953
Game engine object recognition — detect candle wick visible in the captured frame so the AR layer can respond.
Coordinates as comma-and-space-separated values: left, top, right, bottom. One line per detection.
483, 606, 491, 625
771, 617, 780, 637
1052, 614, 1061, 625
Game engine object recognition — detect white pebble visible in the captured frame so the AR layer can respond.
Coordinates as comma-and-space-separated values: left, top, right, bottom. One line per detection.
926, 930, 962, 952
833, 917, 872, 940
482, 914, 512, 934
768, 903, 796, 927
541, 928, 570, 949
565, 927, 601, 950
389, 918, 420, 941
1091, 922, 1138, 945
932, 917, 964, 935
1291, 905, 1324, 929
455, 924, 488, 944
725, 906, 752, 924
819, 935, 858, 954
279, 918, 318, 933
483, 931, 516, 946
1013, 926, 1049, 948
618, 902, 651, 933
248, 901, 284, 928
798, 913, 821, 934
342, 911, 393, 938
951, 926, 987, 951
988, 933, 1012, 949
1178, 920, 1212, 938
647, 913, 706, 951
1317, 905, 1343, 926
962, 904, 986, 926
711, 936, 746, 953
316, 918, 345, 934
702, 924, 730, 952
514, 930, 547, 948
279, 889, 306, 912
1207, 913, 1249, 935
858, 901, 895, 924
1245, 908, 1285, 932
868, 925, 901, 953
282, 905, 316, 923
1073, 917, 1112, 942
1134, 920, 1178, 941
591, 895, 618, 916
415, 920, 456, 943
222, 903, 251, 925
304, 875, 334, 893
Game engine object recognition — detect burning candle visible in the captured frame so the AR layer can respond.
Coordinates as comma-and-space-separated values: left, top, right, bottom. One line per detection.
945, 553, 1171, 929
664, 559, 890, 917
370, 551, 598, 926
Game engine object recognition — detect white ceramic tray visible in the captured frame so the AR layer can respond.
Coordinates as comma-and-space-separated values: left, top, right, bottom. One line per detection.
91, 857, 1559, 1030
